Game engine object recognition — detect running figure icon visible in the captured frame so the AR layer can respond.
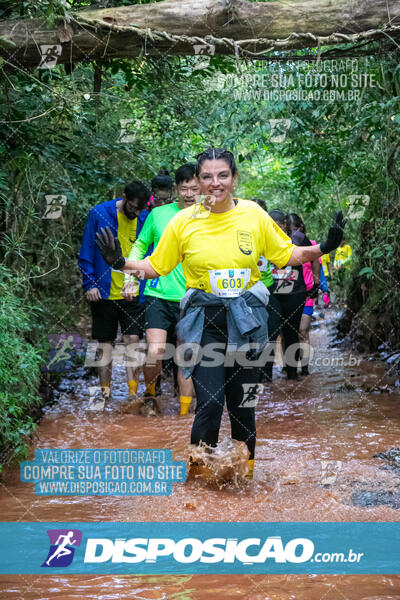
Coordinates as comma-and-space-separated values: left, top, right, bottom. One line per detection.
46, 531, 76, 565
42, 529, 82, 568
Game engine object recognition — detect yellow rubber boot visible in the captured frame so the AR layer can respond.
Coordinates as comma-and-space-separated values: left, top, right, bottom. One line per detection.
180, 396, 192, 416
128, 380, 138, 397
246, 459, 254, 479
145, 382, 156, 397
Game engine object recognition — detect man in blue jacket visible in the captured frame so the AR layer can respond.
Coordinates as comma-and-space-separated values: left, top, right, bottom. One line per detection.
78, 180, 150, 406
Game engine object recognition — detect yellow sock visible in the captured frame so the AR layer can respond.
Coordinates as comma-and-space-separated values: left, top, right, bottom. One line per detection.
180, 395, 192, 416
246, 459, 254, 479
145, 382, 156, 396
128, 380, 138, 396
100, 383, 111, 400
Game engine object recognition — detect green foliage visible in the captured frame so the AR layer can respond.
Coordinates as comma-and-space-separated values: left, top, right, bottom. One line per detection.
0, 266, 47, 466
0, 0, 165, 19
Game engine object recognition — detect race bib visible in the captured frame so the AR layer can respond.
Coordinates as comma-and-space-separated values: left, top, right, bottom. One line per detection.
271, 266, 299, 294
257, 256, 269, 272
271, 266, 294, 280
149, 277, 159, 288
209, 268, 251, 298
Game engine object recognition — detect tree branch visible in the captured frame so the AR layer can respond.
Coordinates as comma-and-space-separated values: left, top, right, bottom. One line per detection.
0, 0, 399, 68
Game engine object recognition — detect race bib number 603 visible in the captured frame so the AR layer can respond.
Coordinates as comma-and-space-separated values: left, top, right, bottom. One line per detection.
209, 268, 251, 298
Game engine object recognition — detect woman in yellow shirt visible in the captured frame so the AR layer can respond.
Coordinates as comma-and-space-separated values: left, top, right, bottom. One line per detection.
321, 252, 332, 278
96, 148, 346, 478
334, 241, 353, 269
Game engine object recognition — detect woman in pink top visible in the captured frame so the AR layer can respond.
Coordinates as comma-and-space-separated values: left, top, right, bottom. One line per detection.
287, 214, 320, 376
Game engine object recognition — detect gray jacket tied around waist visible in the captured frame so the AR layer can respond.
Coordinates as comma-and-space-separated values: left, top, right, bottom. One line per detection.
176, 281, 270, 378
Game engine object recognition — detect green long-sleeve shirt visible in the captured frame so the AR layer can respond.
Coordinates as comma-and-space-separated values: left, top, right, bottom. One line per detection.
257, 256, 274, 288
126, 202, 186, 302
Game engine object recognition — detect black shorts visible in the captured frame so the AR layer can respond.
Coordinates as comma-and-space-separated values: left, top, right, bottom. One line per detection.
145, 296, 180, 335
90, 299, 146, 342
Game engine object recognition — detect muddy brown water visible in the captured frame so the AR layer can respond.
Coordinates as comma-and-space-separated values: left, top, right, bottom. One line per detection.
1, 310, 400, 598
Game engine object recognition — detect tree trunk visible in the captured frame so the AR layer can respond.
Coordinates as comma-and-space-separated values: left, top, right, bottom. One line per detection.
0, 0, 399, 68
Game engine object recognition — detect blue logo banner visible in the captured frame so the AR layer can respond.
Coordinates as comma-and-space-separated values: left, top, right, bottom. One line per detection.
0, 522, 399, 574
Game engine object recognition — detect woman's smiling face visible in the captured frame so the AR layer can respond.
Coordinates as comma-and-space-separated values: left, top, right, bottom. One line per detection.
196, 159, 237, 205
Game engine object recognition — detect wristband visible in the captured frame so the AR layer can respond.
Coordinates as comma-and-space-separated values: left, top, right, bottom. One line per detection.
319, 242, 328, 254
112, 256, 126, 270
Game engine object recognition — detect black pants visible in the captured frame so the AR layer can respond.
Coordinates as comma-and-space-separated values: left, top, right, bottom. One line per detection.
263, 292, 307, 380
191, 306, 262, 460
262, 293, 281, 381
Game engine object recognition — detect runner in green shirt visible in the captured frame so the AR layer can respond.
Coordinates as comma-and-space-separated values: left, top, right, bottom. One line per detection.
253, 200, 280, 383
127, 201, 186, 302
122, 164, 200, 416
252, 201, 274, 290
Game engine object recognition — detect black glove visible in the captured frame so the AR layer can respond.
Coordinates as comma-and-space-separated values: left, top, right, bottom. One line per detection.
95, 227, 126, 270
307, 283, 320, 299
320, 211, 347, 254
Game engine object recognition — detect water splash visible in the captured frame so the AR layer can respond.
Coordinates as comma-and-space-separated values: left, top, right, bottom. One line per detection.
186, 437, 250, 488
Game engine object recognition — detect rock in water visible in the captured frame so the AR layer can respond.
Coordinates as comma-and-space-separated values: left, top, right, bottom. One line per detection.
351, 490, 400, 509
373, 448, 400, 473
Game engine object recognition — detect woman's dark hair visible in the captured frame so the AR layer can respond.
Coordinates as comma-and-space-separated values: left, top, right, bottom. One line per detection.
253, 198, 267, 212
151, 169, 173, 191
124, 180, 150, 208
287, 212, 306, 234
268, 209, 287, 225
175, 163, 196, 185
195, 148, 238, 177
